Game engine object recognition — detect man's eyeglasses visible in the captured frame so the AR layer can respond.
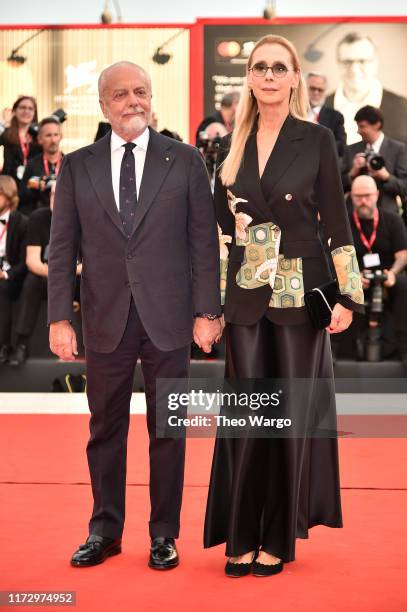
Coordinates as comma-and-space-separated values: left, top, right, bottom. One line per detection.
308, 86, 325, 93
249, 62, 295, 79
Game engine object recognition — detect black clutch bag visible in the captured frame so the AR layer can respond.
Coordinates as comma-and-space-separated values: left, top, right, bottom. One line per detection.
304, 280, 338, 330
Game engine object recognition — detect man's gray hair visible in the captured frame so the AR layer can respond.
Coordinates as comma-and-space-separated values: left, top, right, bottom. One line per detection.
98, 61, 151, 98
305, 71, 327, 84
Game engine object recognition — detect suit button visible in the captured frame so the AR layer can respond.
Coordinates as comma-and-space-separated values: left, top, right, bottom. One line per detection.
125, 281, 130, 287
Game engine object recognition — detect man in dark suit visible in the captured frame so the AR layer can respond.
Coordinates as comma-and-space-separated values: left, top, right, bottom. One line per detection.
325, 32, 407, 145
341, 106, 407, 216
48, 61, 222, 570
306, 72, 347, 156
0, 175, 27, 363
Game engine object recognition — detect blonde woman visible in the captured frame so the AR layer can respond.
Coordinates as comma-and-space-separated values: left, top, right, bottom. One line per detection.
203, 35, 364, 577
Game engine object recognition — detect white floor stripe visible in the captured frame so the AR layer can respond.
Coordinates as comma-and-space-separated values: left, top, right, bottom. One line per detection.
0, 393, 406, 415
0, 393, 147, 414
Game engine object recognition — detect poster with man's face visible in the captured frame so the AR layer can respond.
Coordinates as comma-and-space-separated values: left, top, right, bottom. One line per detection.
203, 21, 407, 144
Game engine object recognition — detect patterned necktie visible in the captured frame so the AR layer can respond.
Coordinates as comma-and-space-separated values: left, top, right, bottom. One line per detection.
119, 142, 137, 237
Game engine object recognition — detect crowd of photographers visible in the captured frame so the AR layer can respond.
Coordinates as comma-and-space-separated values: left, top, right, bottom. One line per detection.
1, 61, 407, 367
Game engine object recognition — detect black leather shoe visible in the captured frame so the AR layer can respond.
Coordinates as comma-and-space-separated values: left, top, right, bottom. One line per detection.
148, 537, 179, 570
0, 344, 10, 364
70, 535, 122, 567
252, 559, 284, 577
9, 344, 27, 367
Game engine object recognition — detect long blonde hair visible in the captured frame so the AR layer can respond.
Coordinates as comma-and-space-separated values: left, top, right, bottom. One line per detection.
220, 35, 309, 186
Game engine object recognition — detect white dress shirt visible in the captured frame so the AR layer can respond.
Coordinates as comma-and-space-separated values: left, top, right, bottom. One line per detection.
110, 128, 150, 210
370, 131, 385, 154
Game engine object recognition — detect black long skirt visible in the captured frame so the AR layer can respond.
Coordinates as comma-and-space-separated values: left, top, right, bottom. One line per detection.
203, 315, 343, 562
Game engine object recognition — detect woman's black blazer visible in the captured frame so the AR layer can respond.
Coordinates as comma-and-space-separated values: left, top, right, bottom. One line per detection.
215, 115, 364, 326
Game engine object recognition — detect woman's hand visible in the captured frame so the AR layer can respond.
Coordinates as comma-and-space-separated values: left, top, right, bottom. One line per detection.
326, 303, 353, 334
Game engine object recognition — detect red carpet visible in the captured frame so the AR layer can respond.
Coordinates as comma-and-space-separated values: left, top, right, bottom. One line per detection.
1, 415, 406, 611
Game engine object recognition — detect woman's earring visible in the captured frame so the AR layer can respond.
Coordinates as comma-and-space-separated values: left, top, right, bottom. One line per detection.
249, 89, 255, 100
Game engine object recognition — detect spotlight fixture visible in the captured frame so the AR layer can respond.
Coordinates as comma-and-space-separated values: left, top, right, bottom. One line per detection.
152, 48, 171, 65
7, 51, 26, 65
100, 0, 123, 24
263, 0, 277, 19
152, 29, 186, 65
6, 28, 47, 67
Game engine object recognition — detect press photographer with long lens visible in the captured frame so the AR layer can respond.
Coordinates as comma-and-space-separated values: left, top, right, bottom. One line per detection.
342, 106, 407, 216
0, 96, 42, 185
196, 92, 240, 186
19, 117, 64, 216
348, 175, 407, 365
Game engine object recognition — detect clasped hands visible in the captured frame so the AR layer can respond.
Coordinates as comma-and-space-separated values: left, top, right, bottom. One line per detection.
193, 316, 224, 353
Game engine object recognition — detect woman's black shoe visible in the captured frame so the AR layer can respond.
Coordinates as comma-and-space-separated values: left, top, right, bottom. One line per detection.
225, 552, 256, 577
70, 535, 122, 567
252, 559, 284, 577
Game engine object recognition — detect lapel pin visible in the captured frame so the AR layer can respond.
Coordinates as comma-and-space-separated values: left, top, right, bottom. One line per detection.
165, 155, 170, 162
285, 193, 293, 201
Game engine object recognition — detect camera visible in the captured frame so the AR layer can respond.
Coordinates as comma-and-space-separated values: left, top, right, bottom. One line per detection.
27, 174, 57, 190
28, 108, 67, 139
357, 269, 388, 361
364, 148, 385, 171
197, 131, 222, 177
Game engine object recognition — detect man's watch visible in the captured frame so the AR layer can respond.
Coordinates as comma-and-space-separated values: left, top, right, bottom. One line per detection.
194, 313, 219, 320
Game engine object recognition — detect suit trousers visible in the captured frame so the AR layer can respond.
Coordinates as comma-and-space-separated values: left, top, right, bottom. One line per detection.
85, 298, 190, 540
0, 280, 13, 345
16, 273, 48, 338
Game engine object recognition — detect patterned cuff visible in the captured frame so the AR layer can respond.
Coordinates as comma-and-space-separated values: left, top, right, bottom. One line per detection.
218, 224, 231, 307
331, 245, 364, 308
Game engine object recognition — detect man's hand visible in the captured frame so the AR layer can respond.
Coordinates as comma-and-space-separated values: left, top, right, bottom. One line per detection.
326, 303, 353, 334
0, 270, 6, 280
49, 320, 78, 361
193, 317, 222, 353
369, 166, 390, 181
350, 153, 367, 178
383, 269, 396, 287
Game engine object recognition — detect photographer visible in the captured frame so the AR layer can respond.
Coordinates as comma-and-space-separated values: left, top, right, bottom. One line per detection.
0, 176, 27, 364
349, 175, 407, 365
0, 96, 42, 185
10, 186, 81, 366
197, 121, 228, 188
18, 117, 63, 216
342, 106, 407, 215
195, 91, 240, 146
